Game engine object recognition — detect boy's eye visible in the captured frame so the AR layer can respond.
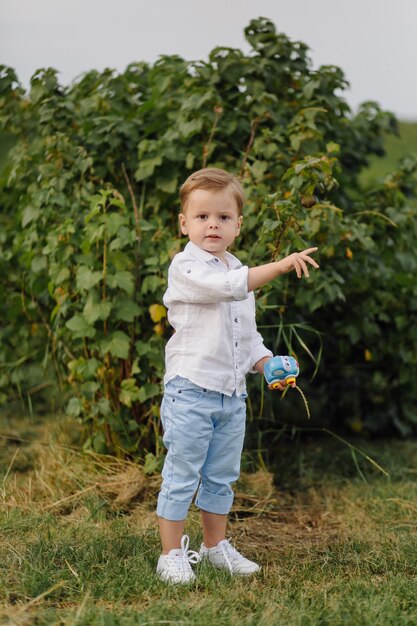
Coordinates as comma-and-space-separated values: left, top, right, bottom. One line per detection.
197, 214, 208, 220
220, 215, 231, 221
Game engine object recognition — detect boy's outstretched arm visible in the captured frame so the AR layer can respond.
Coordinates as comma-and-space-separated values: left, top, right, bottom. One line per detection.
248, 247, 319, 292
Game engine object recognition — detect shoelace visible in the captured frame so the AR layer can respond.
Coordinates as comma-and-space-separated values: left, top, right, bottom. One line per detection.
167, 535, 200, 574
219, 539, 240, 574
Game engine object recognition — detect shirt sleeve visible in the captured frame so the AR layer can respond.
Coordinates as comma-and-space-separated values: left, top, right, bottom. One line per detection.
248, 294, 273, 373
164, 256, 249, 305
248, 331, 273, 374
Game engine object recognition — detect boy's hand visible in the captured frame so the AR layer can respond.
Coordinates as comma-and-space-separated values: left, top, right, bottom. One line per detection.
280, 247, 319, 278
248, 247, 319, 291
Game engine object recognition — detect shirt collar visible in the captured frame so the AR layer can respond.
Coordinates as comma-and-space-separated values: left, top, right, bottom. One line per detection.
184, 241, 242, 269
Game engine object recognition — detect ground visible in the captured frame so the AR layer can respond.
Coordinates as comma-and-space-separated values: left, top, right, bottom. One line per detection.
1, 412, 417, 625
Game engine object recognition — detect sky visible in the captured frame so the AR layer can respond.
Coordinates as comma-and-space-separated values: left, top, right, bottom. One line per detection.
1, 0, 416, 120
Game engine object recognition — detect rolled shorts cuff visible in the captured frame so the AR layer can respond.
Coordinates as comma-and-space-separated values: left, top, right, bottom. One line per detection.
156, 494, 190, 521
195, 487, 234, 515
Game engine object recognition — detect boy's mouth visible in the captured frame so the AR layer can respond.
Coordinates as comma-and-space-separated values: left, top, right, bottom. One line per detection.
206, 235, 221, 239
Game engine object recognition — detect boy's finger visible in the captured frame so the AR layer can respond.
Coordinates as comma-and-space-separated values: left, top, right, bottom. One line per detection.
298, 258, 309, 277
302, 247, 318, 254
305, 257, 320, 268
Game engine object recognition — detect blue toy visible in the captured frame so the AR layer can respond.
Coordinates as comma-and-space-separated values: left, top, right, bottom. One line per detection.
264, 355, 300, 389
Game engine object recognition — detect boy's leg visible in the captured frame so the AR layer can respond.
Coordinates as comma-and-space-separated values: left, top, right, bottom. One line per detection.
200, 510, 227, 548
196, 392, 247, 536
158, 518, 186, 554
197, 394, 260, 574
156, 378, 215, 542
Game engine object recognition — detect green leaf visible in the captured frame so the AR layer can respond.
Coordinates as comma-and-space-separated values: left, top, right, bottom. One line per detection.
157, 175, 178, 194
134, 156, 163, 181
83, 297, 112, 324
303, 79, 320, 100
68, 357, 100, 379
107, 271, 135, 294
83, 358, 100, 379
138, 383, 160, 402
97, 397, 112, 416
135, 340, 152, 356
250, 160, 268, 179
263, 219, 279, 232
178, 118, 203, 138
81, 381, 100, 395
66, 397, 83, 417
31, 255, 47, 273
119, 377, 141, 407
131, 358, 141, 375
65, 315, 96, 338
114, 299, 141, 322
107, 213, 126, 238
22, 206, 40, 228
141, 275, 162, 294
143, 452, 161, 475
326, 141, 340, 153
76, 266, 102, 291
100, 331, 130, 359
52, 266, 70, 284
186, 152, 195, 169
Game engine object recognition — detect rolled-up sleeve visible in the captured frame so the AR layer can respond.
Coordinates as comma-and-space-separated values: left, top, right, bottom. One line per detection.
249, 330, 273, 373
165, 257, 249, 305
248, 295, 273, 373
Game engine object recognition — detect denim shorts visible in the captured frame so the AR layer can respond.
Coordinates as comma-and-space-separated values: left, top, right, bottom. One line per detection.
156, 376, 247, 521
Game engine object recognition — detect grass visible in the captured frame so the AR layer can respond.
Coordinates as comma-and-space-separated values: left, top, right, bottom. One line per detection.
1, 412, 417, 625
360, 121, 417, 185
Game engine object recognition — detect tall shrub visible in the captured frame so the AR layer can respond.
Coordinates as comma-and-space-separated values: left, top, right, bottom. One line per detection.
1, 17, 416, 457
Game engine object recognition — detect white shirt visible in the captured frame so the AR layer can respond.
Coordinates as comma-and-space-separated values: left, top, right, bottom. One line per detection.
163, 241, 273, 396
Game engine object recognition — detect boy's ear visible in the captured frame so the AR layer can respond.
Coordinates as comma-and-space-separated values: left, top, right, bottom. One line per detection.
178, 213, 188, 235
236, 215, 243, 235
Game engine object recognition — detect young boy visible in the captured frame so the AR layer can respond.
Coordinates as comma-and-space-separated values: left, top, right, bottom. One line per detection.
156, 168, 319, 584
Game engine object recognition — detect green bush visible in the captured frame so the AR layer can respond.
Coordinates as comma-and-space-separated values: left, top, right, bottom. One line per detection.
1, 17, 416, 456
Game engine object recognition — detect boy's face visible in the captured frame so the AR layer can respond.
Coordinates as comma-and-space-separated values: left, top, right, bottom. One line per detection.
179, 186, 243, 262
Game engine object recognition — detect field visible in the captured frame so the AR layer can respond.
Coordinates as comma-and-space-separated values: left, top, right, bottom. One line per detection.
361, 121, 417, 184
1, 412, 417, 625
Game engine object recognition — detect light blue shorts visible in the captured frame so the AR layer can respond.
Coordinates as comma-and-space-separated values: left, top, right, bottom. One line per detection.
156, 376, 247, 521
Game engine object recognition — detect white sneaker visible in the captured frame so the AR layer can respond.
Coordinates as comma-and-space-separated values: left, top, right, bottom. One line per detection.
199, 538, 261, 575
156, 535, 200, 584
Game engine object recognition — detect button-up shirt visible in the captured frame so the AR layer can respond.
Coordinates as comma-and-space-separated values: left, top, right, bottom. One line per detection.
163, 241, 273, 396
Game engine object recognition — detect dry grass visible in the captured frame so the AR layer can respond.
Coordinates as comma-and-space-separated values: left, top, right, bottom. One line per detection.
0, 414, 343, 554
1, 416, 155, 507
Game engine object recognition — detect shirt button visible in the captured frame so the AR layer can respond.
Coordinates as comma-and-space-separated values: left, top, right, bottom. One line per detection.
186, 269, 191, 273
234, 318, 238, 323
214, 258, 219, 262
235, 342, 238, 347
235, 365, 238, 369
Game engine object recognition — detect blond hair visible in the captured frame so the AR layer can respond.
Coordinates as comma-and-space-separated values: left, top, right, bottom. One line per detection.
179, 168, 245, 215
